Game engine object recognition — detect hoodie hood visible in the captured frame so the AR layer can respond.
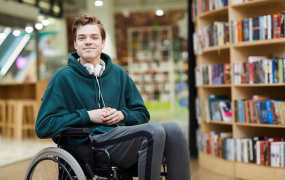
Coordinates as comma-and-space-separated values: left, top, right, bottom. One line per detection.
68, 51, 113, 78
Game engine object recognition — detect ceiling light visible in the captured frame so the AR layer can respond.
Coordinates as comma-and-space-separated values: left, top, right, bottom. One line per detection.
25, 25, 34, 33
42, 19, 50, 26
13, 29, 21, 36
35, 23, 43, 30
37, 14, 45, 22
155, 9, 164, 16
94, 0, 103, 6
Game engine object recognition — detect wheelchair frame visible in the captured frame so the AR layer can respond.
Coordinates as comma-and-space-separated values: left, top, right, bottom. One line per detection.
25, 128, 168, 180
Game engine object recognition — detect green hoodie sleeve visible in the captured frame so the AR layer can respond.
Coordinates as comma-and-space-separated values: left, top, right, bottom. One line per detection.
120, 77, 150, 125
35, 79, 90, 139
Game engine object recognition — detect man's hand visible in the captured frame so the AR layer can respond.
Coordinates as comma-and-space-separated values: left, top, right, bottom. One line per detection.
87, 108, 109, 124
102, 108, 125, 125
88, 108, 125, 125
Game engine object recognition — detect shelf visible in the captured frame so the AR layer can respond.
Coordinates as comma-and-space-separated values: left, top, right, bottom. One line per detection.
234, 83, 285, 87
207, 120, 233, 125
197, 84, 231, 88
128, 27, 175, 110
193, 0, 285, 178
198, 151, 235, 178
235, 162, 285, 180
231, 0, 285, 9
235, 122, 285, 128
202, 44, 230, 54
195, 45, 230, 56
198, 6, 228, 19
232, 38, 285, 48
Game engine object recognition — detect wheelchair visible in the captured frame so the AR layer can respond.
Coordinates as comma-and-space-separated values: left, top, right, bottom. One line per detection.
25, 128, 168, 180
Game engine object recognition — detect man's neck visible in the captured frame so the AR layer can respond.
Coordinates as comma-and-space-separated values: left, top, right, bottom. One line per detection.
79, 57, 101, 66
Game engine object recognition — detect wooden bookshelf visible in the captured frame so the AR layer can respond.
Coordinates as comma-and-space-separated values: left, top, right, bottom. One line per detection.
235, 162, 285, 180
0, 80, 49, 107
198, 151, 235, 178
193, 0, 285, 179
209, 120, 233, 125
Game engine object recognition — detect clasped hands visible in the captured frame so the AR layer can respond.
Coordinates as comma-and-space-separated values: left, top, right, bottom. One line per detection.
88, 107, 125, 125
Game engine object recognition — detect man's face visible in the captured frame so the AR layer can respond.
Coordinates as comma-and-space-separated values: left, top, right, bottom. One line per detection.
74, 24, 105, 63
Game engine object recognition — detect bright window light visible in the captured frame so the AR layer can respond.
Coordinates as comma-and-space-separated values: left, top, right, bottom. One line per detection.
0, 33, 6, 39
94, 0, 103, 6
155, 9, 164, 16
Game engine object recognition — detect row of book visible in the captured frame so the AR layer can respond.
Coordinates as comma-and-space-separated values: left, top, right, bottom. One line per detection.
193, 21, 229, 54
195, 63, 231, 86
235, 96, 285, 125
231, 13, 285, 44
196, 94, 285, 125
195, 95, 232, 123
224, 137, 285, 167
195, 0, 228, 14
191, 0, 254, 21
233, 58, 285, 85
231, 0, 254, 4
197, 129, 285, 167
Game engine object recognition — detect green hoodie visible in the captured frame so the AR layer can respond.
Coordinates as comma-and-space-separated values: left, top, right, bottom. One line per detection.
35, 52, 150, 139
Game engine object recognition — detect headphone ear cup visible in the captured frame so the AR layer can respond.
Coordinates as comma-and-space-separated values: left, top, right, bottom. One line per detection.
94, 64, 104, 77
83, 63, 95, 75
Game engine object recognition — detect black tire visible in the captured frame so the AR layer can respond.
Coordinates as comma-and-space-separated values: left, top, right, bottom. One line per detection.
25, 147, 86, 180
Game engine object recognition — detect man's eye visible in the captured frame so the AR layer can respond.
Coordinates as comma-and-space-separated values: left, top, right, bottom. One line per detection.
78, 37, 85, 40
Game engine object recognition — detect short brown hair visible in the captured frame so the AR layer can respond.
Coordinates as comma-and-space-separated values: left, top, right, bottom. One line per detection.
72, 14, 106, 41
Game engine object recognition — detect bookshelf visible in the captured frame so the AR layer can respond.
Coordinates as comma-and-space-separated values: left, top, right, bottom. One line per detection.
193, 0, 285, 179
127, 26, 175, 112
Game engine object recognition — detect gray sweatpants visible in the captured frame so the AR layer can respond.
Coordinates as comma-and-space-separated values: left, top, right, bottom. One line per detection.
92, 122, 191, 180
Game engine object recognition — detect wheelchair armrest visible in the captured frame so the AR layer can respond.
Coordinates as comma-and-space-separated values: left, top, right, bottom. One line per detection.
61, 128, 91, 136
53, 128, 92, 145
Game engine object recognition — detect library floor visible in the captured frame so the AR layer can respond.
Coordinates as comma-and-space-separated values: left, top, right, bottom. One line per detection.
0, 144, 237, 180
0, 139, 238, 180
0, 112, 237, 179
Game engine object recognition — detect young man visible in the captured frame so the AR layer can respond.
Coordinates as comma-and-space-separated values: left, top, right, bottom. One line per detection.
35, 14, 190, 180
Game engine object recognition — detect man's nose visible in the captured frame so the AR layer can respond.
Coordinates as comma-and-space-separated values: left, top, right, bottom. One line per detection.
85, 37, 92, 44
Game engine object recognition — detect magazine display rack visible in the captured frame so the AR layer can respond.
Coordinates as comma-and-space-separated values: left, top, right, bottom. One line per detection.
193, 0, 285, 179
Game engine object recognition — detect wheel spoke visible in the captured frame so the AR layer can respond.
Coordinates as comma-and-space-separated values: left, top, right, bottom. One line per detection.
25, 148, 85, 180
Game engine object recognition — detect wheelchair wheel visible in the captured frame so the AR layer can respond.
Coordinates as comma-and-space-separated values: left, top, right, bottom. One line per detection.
25, 147, 86, 180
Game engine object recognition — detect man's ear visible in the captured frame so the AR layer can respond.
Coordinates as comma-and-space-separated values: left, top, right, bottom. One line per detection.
74, 40, 77, 50
102, 40, 105, 49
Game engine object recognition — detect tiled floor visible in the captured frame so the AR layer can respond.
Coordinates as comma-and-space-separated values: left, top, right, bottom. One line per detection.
0, 138, 55, 167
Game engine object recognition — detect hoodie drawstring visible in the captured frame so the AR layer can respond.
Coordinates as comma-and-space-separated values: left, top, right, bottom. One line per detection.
94, 76, 106, 108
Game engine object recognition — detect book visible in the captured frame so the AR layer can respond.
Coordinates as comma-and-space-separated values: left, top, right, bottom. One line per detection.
252, 137, 267, 163
242, 18, 250, 41
209, 94, 228, 120
224, 63, 231, 84
252, 95, 270, 123
237, 19, 242, 43
252, 17, 260, 40
219, 100, 232, 122
213, 101, 223, 120
281, 13, 285, 37
265, 100, 274, 124
267, 137, 284, 166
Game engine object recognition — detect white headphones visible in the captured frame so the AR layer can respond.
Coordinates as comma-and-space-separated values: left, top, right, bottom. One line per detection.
78, 58, 106, 107
82, 60, 105, 77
